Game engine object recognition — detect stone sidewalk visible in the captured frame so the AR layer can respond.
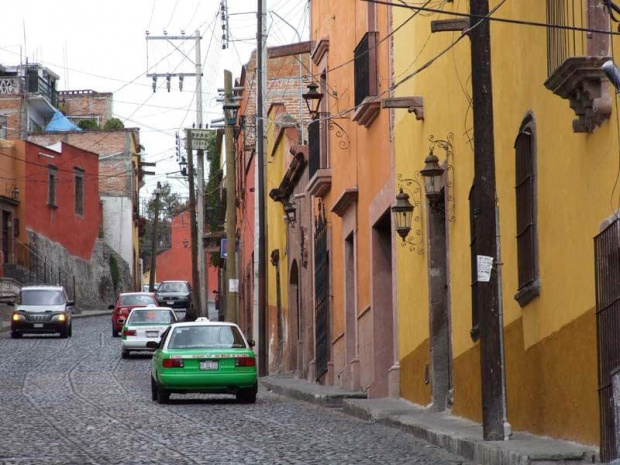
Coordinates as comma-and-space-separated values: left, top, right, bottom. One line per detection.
260, 375, 599, 465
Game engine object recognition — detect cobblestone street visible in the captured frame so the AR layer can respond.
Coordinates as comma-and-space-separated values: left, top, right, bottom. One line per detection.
0, 315, 470, 465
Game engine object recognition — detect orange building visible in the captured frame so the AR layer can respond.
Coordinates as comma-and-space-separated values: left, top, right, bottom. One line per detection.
307, 0, 396, 394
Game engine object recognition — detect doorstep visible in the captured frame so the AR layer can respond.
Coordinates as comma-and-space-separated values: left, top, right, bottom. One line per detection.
343, 398, 598, 465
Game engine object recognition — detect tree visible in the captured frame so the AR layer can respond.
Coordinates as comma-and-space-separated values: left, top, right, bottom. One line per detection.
104, 118, 125, 131
145, 182, 184, 220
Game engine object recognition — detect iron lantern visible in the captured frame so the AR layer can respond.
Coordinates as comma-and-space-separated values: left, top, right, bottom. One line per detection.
420, 149, 445, 199
302, 82, 323, 119
392, 188, 414, 240
206, 205, 216, 222
284, 201, 297, 226
223, 102, 240, 126
11, 186, 19, 201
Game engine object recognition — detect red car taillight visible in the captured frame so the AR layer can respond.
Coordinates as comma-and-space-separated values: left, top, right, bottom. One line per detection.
163, 359, 184, 368
235, 357, 256, 367
123, 329, 136, 337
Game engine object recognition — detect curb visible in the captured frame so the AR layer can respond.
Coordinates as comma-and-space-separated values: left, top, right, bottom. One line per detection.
260, 376, 366, 409
342, 399, 598, 465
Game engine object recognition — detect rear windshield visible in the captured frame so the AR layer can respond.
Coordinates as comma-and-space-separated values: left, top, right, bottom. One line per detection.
120, 294, 156, 306
128, 309, 175, 325
158, 282, 188, 293
168, 326, 245, 349
20, 290, 64, 306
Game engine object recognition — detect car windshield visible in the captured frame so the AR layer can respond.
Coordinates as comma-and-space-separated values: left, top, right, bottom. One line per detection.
168, 326, 246, 349
128, 309, 174, 325
158, 282, 187, 293
20, 290, 64, 306
120, 294, 156, 306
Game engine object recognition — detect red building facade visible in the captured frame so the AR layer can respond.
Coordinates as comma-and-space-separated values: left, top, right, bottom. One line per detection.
24, 141, 102, 260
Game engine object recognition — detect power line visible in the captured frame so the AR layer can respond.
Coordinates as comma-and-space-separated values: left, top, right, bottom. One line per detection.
362, 0, 620, 36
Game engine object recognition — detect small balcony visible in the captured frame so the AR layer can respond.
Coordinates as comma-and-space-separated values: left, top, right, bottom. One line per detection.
352, 32, 380, 128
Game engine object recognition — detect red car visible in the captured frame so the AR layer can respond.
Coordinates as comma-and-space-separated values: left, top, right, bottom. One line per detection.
109, 292, 158, 337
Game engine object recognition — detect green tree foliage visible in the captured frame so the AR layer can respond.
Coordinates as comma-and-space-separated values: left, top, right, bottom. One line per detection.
104, 118, 125, 131
77, 119, 100, 131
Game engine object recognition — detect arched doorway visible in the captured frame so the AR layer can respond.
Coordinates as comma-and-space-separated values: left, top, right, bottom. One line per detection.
289, 260, 300, 373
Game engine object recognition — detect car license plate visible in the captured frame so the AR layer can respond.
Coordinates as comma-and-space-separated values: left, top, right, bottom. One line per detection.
33, 323, 43, 328
200, 361, 218, 371
166, 300, 174, 305
146, 331, 158, 338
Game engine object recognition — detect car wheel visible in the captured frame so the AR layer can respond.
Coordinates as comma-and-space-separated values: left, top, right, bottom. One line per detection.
59, 326, 69, 339
112, 328, 119, 338
121, 349, 129, 359
10, 331, 22, 339
236, 388, 257, 404
68, 324, 73, 337
157, 384, 170, 404
151, 377, 158, 401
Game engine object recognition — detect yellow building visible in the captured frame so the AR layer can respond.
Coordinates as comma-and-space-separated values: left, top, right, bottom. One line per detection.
392, 0, 619, 455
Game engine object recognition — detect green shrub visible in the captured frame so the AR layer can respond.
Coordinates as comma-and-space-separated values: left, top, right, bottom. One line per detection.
104, 118, 125, 131
78, 119, 100, 131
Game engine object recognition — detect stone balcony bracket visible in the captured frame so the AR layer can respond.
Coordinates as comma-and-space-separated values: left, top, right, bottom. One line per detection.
306, 169, 332, 198
352, 97, 381, 128
544, 56, 612, 133
382, 97, 424, 121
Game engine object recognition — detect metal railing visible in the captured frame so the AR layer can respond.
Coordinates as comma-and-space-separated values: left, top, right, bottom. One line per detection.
353, 32, 378, 106
546, 0, 587, 76
4, 240, 76, 304
27, 74, 58, 107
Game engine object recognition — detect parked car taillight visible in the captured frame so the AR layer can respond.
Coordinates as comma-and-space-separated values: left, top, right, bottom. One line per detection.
123, 329, 136, 337
163, 359, 184, 368
235, 357, 256, 367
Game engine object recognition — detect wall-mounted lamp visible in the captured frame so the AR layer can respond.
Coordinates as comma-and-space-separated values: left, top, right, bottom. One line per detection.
391, 188, 414, 240
206, 205, 216, 222
284, 201, 297, 227
302, 82, 324, 119
11, 186, 19, 201
223, 102, 240, 126
420, 149, 445, 200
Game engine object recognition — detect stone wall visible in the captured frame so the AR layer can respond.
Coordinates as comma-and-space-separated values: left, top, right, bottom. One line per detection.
24, 230, 132, 310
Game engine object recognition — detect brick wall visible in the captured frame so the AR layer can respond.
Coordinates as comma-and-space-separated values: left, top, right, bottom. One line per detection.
58, 90, 113, 127
29, 129, 138, 196
0, 97, 24, 140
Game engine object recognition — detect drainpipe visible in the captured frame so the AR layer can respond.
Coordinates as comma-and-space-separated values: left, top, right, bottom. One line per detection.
495, 202, 512, 440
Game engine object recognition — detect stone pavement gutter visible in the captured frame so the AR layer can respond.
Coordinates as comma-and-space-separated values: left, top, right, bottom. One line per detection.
260, 375, 599, 465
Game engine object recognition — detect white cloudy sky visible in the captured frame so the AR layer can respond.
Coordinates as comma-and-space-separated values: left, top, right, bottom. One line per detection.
0, 0, 309, 200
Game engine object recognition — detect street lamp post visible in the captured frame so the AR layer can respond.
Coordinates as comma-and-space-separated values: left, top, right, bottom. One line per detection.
149, 182, 162, 293
419, 152, 451, 412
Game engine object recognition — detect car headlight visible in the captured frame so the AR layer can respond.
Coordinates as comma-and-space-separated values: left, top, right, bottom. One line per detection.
11, 313, 24, 321
52, 314, 67, 322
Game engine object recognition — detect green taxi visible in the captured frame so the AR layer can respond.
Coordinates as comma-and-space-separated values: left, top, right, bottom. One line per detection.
149, 318, 257, 404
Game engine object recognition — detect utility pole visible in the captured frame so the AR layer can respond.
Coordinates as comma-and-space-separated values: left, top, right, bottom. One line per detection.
256, 0, 268, 376
469, 0, 505, 440
224, 70, 238, 323
186, 133, 200, 321
195, 29, 207, 319
148, 182, 162, 292
146, 31, 204, 319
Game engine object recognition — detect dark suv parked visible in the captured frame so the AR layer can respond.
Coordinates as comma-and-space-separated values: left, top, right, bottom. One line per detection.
10, 286, 74, 338
156, 281, 193, 311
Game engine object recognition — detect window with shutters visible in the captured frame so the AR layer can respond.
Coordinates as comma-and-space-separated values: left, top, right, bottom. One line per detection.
74, 168, 84, 216
514, 116, 541, 307
48, 166, 57, 208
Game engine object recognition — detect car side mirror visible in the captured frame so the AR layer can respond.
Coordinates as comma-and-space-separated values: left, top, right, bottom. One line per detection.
66, 301, 75, 307
146, 341, 159, 350
248, 339, 255, 347
108, 304, 115, 310
7, 301, 14, 307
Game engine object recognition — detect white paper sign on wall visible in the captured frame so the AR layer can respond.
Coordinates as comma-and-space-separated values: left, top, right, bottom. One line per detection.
229, 279, 239, 293
477, 255, 494, 282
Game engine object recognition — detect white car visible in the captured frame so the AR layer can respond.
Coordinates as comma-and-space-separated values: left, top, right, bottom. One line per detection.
121, 307, 178, 358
